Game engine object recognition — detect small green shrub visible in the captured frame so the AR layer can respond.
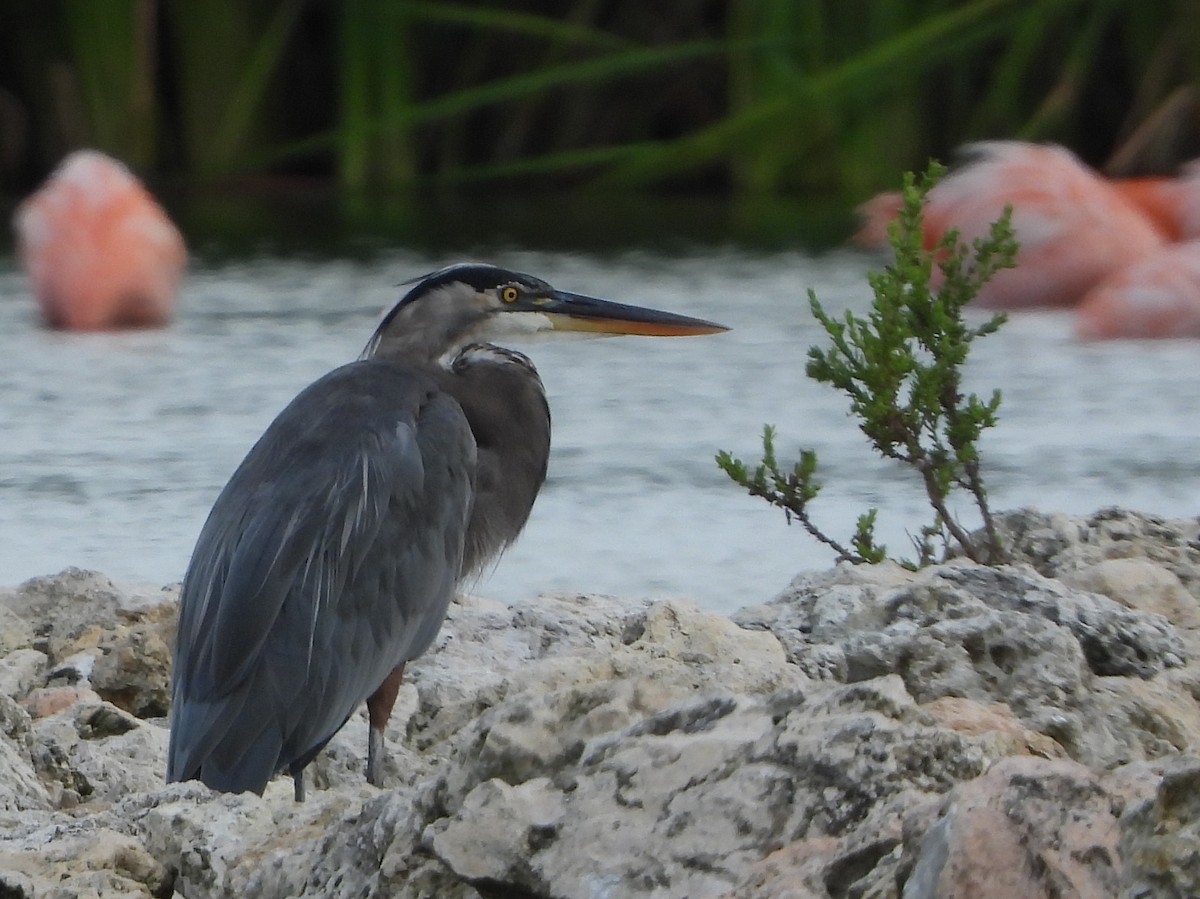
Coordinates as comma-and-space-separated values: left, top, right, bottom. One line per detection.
717, 162, 1017, 567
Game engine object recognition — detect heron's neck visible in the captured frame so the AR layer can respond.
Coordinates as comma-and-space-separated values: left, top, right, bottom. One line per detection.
363, 283, 488, 365
365, 317, 482, 367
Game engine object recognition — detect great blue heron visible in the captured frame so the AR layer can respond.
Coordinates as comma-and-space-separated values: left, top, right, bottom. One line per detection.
166, 262, 726, 799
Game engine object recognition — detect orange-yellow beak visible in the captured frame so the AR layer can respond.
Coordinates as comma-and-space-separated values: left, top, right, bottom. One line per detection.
541, 290, 728, 337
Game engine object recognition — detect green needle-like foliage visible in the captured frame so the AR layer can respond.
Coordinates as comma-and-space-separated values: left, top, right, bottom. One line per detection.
718, 162, 1016, 567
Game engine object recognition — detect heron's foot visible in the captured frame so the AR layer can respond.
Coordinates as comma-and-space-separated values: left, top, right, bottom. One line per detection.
366, 663, 404, 788
293, 768, 306, 803
366, 726, 385, 787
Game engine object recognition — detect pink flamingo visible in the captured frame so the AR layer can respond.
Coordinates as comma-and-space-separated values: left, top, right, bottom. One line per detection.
854, 142, 1166, 309
1076, 239, 1200, 339
1109, 164, 1200, 242
13, 150, 187, 330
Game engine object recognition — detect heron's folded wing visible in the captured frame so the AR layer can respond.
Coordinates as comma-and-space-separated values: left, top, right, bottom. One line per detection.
168, 363, 475, 788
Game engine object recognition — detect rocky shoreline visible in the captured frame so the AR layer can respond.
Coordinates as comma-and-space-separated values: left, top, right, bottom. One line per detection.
1, 508, 1198, 898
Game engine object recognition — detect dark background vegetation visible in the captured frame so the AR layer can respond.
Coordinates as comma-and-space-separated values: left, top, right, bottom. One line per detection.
3, 1, 1200, 247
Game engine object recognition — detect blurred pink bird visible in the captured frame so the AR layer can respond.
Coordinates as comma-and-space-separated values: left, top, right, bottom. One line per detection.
13, 150, 187, 330
1076, 240, 1200, 339
854, 142, 1166, 309
1109, 165, 1200, 242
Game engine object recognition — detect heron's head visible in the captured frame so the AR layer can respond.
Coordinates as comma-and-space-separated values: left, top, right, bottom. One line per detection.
363, 262, 727, 363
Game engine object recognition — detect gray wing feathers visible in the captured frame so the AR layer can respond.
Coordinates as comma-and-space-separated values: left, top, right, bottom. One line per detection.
168, 361, 475, 792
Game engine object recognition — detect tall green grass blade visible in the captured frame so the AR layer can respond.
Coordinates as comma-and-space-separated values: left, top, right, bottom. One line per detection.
9, 0, 1200, 203
593, 0, 1074, 189
61, 0, 157, 167
340, 1, 372, 188
972, 5, 1062, 134
168, 1, 300, 177
1019, 1, 1121, 141
215, 0, 304, 172
727, 1, 811, 193
339, 0, 418, 188
425, 143, 654, 184
256, 37, 735, 172
396, 2, 631, 51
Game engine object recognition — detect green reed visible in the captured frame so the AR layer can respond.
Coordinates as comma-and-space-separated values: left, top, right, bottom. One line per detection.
3, 0, 1200, 203
166, 1, 301, 177
60, 0, 158, 169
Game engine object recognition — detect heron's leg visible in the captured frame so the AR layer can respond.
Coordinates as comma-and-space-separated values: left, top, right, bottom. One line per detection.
365, 663, 406, 787
293, 767, 306, 803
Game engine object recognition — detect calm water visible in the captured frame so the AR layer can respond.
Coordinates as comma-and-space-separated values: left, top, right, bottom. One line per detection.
2, 248, 1199, 614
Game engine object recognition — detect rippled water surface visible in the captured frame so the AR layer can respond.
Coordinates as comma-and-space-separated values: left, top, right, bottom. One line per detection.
2, 247, 1199, 614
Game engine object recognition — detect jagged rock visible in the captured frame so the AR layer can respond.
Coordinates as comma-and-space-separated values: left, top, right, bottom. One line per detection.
1, 513, 1199, 898
0, 647, 46, 701
0, 693, 51, 812
0, 568, 168, 662
903, 756, 1124, 898
1118, 755, 1200, 899
1061, 556, 1200, 630
735, 561, 1193, 767
132, 781, 312, 898
32, 702, 169, 805
719, 790, 943, 899
0, 727, 50, 811
0, 602, 34, 656
0, 692, 33, 750
423, 678, 991, 899
0, 825, 172, 899
920, 696, 1067, 758
426, 595, 802, 812
994, 507, 1200, 601
0, 569, 177, 731
90, 602, 176, 718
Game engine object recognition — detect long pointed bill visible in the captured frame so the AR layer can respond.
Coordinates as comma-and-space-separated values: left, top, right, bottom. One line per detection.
543, 290, 728, 336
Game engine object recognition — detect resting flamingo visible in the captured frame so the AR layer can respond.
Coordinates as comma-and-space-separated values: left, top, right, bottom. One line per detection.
854, 142, 1166, 309
1109, 164, 1200, 242
13, 150, 187, 331
1076, 239, 1200, 339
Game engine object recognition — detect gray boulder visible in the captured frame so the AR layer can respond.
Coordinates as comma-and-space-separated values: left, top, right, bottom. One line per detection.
0, 509, 1198, 897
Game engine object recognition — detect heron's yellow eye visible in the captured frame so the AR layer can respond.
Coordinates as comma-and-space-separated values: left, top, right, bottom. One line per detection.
501, 286, 519, 303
